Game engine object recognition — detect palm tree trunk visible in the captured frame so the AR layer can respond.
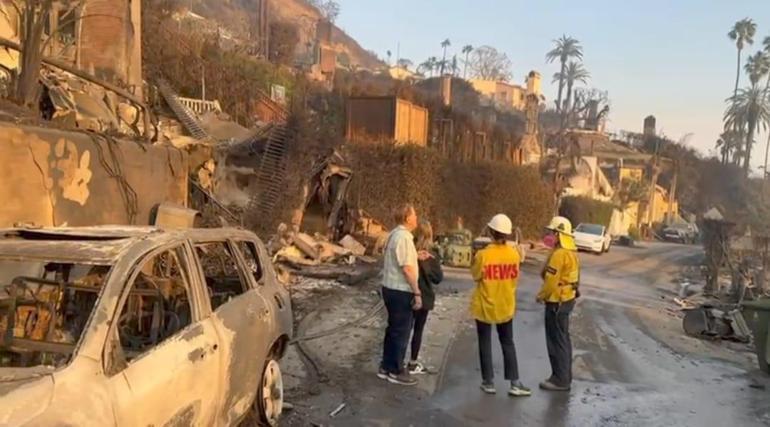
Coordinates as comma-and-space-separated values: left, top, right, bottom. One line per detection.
556, 61, 566, 113
734, 48, 742, 98
745, 121, 756, 175
563, 81, 574, 128
762, 132, 770, 179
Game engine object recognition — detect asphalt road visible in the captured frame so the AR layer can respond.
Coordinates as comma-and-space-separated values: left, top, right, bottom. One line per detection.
336, 242, 770, 427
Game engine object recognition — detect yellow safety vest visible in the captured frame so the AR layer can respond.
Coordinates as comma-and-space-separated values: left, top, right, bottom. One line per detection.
470, 243, 521, 323
537, 247, 580, 303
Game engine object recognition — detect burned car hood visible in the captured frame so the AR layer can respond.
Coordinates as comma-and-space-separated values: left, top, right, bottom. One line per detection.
0, 367, 55, 425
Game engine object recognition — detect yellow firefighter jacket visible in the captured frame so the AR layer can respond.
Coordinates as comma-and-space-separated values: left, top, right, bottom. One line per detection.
537, 247, 580, 303
471, 243, 521, 324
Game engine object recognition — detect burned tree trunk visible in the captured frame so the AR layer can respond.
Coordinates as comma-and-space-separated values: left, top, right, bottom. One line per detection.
15, 0, 54, 108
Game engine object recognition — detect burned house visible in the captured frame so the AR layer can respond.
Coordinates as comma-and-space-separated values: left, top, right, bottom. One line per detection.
0, 0, 143, 93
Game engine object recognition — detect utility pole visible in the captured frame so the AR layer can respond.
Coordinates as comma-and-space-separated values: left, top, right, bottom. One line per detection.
201, 64, 206, 101
666, 160, 678, 225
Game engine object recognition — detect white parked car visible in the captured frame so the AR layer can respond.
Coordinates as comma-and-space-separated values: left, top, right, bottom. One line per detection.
574, 223, 612, 254
0, 227, 292, 426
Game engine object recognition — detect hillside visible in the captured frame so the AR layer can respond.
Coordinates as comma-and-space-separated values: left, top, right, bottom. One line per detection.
192, 0, 383, 70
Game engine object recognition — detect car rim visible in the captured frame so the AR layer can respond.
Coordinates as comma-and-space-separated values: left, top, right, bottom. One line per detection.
261, 359, 283, 425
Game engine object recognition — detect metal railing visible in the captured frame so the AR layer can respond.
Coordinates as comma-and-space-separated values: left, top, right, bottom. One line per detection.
177, 97, 222, 115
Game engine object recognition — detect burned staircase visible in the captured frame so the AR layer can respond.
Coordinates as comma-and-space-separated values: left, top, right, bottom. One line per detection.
157, 79, 209, 140
254, 125, 289, 216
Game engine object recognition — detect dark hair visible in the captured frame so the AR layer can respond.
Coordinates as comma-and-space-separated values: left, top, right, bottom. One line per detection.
491, 229, 507, 242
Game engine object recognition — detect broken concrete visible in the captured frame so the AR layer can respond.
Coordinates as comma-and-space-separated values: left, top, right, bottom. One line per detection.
339, 235, 366, 257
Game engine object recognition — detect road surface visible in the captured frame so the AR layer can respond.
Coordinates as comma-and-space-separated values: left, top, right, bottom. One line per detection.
327, 243, 770, 427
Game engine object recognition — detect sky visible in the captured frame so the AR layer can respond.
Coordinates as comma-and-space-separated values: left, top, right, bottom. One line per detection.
334, 0, 770, 171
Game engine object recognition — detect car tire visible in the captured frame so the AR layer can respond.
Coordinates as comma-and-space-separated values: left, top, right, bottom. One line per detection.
256, 358, 284, 426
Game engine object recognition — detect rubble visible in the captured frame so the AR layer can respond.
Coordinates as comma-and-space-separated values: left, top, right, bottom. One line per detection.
339, 235, 366, 256
683, 305, 751, 343
295, 232, 323, 260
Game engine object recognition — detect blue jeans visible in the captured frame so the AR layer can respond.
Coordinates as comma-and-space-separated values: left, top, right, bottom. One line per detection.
381, 287, 414, 374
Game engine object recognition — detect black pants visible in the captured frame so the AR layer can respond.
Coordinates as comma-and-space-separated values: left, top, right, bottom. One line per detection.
381, 287, 414, 374
545, 300, 576, 387
476, 319, 519, 383
410, 309, 430, 361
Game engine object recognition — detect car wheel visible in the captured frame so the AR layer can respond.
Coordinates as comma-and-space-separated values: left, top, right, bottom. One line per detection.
257, 358, 284, 426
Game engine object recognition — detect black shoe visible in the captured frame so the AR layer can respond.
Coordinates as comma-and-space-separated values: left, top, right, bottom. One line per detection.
539, 380, 570, 391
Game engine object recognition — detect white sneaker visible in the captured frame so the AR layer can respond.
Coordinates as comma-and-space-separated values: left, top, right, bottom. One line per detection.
407, 361, 427, 375
480, 382, 496, 394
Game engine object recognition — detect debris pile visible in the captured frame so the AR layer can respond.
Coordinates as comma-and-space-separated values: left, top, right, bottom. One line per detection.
272, 227, 379, 285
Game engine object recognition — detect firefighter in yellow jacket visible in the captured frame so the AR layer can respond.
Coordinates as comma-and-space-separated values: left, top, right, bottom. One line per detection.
471, 214, 531, 397
537, 216, 580, 392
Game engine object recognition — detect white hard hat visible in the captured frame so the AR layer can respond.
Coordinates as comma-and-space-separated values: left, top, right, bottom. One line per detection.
546, 216, 573, 236
488, 214, 513, 235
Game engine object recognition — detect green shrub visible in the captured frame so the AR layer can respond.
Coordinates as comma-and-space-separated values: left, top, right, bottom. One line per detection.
559, 196, 615, 228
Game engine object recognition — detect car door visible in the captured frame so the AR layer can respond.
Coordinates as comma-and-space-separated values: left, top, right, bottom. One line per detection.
104, 243, 222, 426
191, 239, 271, 425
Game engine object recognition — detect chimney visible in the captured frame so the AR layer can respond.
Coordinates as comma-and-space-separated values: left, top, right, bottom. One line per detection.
440, 75, 452, 108
644, 115, 656, 137
526, 70, 541, 96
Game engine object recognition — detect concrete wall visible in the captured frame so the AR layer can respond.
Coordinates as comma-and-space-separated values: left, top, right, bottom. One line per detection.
0, 122, 187, 227
394, 99, 428, 146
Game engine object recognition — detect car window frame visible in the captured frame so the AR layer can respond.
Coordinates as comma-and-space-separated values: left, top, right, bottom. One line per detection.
232, 239, 267, 287
101, 240, 205, 376
190, 238, 256, 313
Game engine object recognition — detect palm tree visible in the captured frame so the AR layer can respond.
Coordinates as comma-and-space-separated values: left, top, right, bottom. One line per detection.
552, 61, 590, 115
546, 35, 583, 114
745, 51, 770, 87
716, 130, 743, 164
418, 57, 439, 77
386, 50, 392, 66
724, 86, 770, 175
728, 18, 757, 97
765, 36, 770, 87
451, 55, 460, 76
417, 60, 432, 76
440, 39, 451, 75
462, 45, 473, 79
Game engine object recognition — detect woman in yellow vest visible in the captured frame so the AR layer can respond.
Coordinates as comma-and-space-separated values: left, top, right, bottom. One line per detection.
537, 216, 580, 392
471, 214, 531, 397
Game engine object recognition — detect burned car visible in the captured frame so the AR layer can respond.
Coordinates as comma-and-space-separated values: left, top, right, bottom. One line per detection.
0, 227, 292, 426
